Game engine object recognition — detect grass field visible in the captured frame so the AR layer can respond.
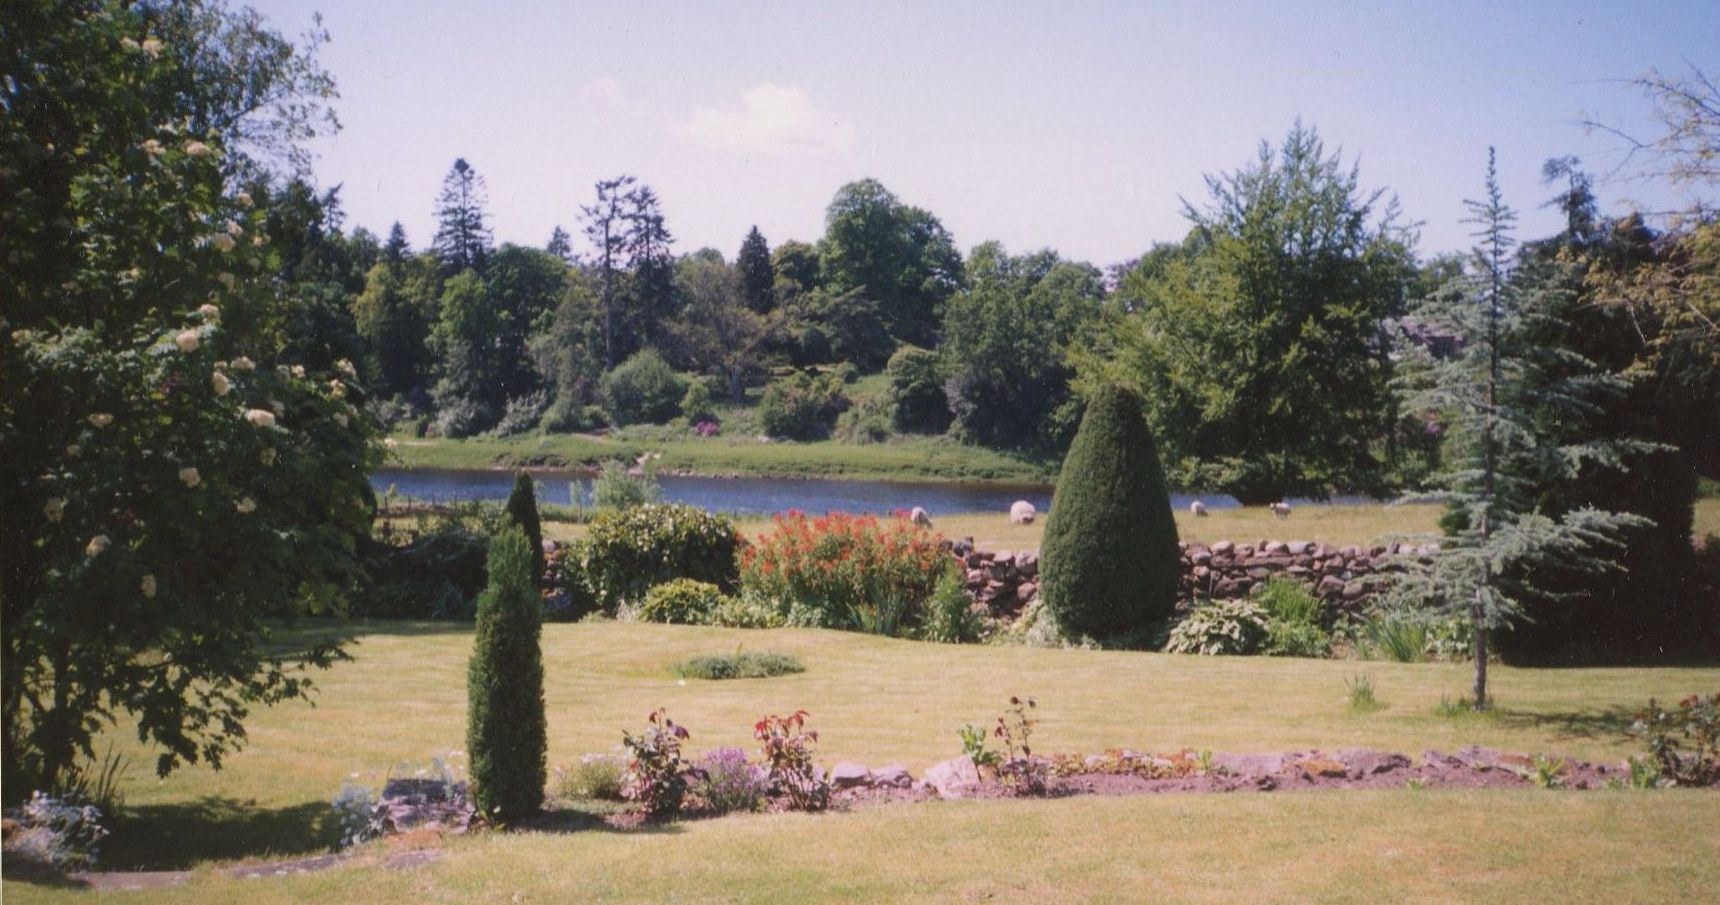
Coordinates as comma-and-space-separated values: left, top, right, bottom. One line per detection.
7, 622, 1715, 902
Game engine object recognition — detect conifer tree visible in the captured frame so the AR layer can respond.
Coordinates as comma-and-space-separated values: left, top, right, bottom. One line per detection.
467, 527, 547, 822
737, 225, 776, 313
505, 471, 545, 588
383, 222, 410, 271
546, 225, 572, 262
432, 158, 493, 274
1390, 150, 1650, 708
1039, 384, 1181, 641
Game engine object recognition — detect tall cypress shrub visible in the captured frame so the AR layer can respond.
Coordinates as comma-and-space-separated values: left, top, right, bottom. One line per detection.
467, 527, 547, 822
505, 471, 545, 588
1039, 384, 1181, 641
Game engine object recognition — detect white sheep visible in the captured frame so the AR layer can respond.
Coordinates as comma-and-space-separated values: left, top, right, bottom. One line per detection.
1189, 500, 1209, 517
1269, 500, 1292, 519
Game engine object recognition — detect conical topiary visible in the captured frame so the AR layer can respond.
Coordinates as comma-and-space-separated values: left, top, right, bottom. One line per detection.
467, 526, 547, 822
1038, 384, 1181, 641
505, 471, 544, 588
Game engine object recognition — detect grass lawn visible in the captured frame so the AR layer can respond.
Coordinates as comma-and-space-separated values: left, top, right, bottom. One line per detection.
7, 623, 1715, 902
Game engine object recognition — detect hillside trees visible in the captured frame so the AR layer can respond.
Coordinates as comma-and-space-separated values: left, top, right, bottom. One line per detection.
1096, 123, 1417, 503
942, 243, 1106, 450
738, 226, 776, 313
668, 256, 765, 401
0, 0, 380, 798
819, 179, 965, 347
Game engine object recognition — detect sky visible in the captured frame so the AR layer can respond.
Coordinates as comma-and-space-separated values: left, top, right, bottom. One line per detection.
249, 0, 1719, 269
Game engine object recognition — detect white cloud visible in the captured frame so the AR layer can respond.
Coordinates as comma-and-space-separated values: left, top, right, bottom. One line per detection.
687, 84, 855, 155
579, 77, 626, 109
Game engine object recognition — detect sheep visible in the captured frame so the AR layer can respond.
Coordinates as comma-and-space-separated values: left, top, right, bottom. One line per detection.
1189, 500, 1209, 517
1269, 500, 1292, 519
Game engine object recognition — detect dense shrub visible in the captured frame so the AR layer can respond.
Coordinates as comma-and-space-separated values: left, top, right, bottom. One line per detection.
886, 344, 952, 433
466, 528, 548, 823
1039, 385, 1181, 641
1165, 598, 1269, 655
758, 372, 850, 440
1633, 693, 1720, 786
553, 754, 625, 801
1257, 578, 1330, 657
704, 594, 788, 629
834, 394, 892, 444
680, 380, 716, 423
673, 651, 805, 680
739, 511, 947, 634
581, 504, 744, 611
600, 349, 686, 426
365, 509, 494, 619
505, 472, 545, 588
489, 390, 549, 437
921, 566, 979, 643
638, 579, 730, 625
543, 544, 599, 622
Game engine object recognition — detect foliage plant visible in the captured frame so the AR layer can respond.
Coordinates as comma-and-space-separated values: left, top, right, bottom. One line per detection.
1039, 384, 1181, 642
505, 471, 545, 587
1345, 674, 1383, 713
2, 792, 109, 875
580, 504, 743, 611
1258, 579, 1330, 657
1090, 122, 1416, 503
1526, 754, 1566, 790
466, 528, 548, 823
885, 344, 952, 433
1165, 599, 1270, 656
553, 754, 626, 801
1, 0, 380, 798
622, 708, 692, 820
758, 371, 851, 440
600, 348, 686, 426
1631, 693, 1720, 786
692, 747, 769, 815
921, 567, 980, 644
639, 579, 730, 625
958, 724, 1001, 769
739, 511, 946, 634
754, 710, 829, 812
673, 651, 804, 681
1389, 151, 1651, 709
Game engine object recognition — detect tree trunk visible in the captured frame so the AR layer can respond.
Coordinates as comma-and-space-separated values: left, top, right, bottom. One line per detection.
1471, 597, 1489, 710
727, 368, 743, 404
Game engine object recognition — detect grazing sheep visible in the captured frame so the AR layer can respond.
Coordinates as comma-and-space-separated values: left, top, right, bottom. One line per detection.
910, 506, 933, 527
1269, 501, 1292, 519
1190, 500, 1209, 517
1009, 500, 1037, 525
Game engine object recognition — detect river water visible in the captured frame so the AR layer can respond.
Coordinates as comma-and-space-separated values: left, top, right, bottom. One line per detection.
366, 468, 1312, 516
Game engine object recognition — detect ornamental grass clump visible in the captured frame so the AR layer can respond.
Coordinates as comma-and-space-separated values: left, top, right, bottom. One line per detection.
1038, 384, 1180, 643
466, 527, 547, 823
739, 510, 946, 634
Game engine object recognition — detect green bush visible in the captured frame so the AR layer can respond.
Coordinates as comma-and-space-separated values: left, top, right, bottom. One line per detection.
680, 380, 715, 423
886, 344, 952, 433
505, 472, 545, 588
1165, 598, 1270, 655
705, 594, 788, 629
834, 394, 892, 444
1257, 578, 1330, 657
638, 579, 730, 625
758, 372, 850, 440
600, 349, 686, 426
553, 754, 625, 801
921, 566, 979, 644
581, 504, 743, 611
1039, 385, 1181, 641
672, 651, 805, 680
591, 459, 661, 510
466, 527, 547, 822
364, 507, 496, 619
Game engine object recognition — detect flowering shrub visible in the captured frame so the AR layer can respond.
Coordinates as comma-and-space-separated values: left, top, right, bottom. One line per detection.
693, 747, 769, 814
754, 710, 829, 811
739, 511, 947, 634
622, 708, 692, 820
1633, 693, 1720, 786
1, 792, 108, 875
694, 420, 721, 438
581, 504, 744, 612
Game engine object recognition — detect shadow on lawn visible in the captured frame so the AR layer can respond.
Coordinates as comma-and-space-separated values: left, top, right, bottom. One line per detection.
99, 796, 335, 871
1496, 705, 1639, 741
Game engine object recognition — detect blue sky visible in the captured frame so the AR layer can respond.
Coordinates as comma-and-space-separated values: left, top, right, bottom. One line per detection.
252, 0, 1718, 267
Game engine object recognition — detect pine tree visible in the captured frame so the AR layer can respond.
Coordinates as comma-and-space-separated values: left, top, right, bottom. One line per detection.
505, 471, 545, 588
737, 225, 775, 313
467, 527, 548, 823
582, 175, 636, 369
1038, 384, 1181, 641
383, 222, 410, 271
432, 158, 493, 274
546, 225, 572, 262
1390, 150, 1650, 708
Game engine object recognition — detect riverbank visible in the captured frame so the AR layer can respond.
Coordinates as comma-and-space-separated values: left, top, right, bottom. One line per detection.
388, 431, 1057, 484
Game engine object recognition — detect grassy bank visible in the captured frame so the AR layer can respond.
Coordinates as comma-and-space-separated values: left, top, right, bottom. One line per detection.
7, 621, 1714, 903
390, 431, 1055, 484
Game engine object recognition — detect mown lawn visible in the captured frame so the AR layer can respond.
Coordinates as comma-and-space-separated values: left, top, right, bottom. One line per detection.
6, 622, 1715, 903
